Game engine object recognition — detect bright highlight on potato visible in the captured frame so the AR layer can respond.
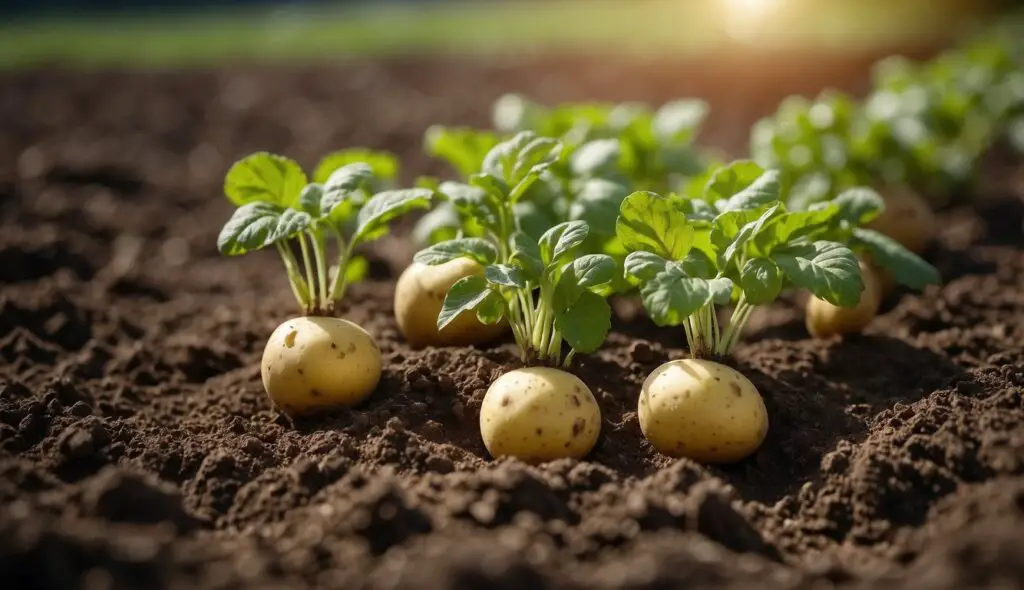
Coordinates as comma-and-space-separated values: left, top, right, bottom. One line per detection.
638, 359, 768, 463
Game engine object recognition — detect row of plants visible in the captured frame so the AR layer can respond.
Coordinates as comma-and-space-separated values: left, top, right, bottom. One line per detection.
215, 30, 1021, 466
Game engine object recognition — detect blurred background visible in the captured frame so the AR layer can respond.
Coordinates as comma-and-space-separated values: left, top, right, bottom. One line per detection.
0, 0, 1018, 68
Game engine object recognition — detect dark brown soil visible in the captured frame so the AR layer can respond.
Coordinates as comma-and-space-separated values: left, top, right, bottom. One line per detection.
1, 51, 1023, 590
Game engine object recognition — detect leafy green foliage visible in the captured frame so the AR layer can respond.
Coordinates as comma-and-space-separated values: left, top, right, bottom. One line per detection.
616, 161, 940, 358
413, 133, 618, 366
217, 151, 431, 314
752, 32, 1024, 207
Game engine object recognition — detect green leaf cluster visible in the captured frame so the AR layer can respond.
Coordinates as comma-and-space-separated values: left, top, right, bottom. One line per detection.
413, 133, 618, 367
617, 161, 940, 358
217, 150, 431, 314
752, 31, 1024, 207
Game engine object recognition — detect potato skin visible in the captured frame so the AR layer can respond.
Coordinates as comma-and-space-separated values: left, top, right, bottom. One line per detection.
866, 187, 937, 255
480, 367, 601, 464
395, 259, 507, 348
261, 316, 381, 415
805, 261, 882, 338
639, 359, 768, 463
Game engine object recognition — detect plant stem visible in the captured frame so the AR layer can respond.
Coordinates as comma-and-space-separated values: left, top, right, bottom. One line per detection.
276, 241, 310, 311
682, 318, 696, 359
311, 230, 329, 309
718, 295, 754, 356
329, 230, 354, 308
298, 233, 318, 312
547, 328, 562, 365
562, 349, 576, 369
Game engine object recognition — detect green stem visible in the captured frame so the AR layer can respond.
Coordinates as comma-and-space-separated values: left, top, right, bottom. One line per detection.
329, 230, 355, 308
681, 319, 694, 359
563, 349, 576, 369
719, 295, 753, 356
711, 305, 721, 353
298, 233, 318, 312
547, 329, 562, 365
311, 230, 329, 309
276, 241, 310, 311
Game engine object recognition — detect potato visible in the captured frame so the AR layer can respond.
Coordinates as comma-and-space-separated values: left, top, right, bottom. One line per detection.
480, 367, 601, 464
395, 259, 507, 348
638, 359, 768, 463
866, 187, 937, 254
261, 316, 381, 415
805, 260, 882, 338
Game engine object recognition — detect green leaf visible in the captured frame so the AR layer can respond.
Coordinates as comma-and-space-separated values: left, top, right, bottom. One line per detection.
321, 163, 376, 224
704, 161, 767, 205
751, 205, 837, 255
675, 196, 717, 222
567, 254, 617, 290
224, 152, 307, 208
720, 205, 781, 266
484, 264, 526, 288
616, 191, 694, 260
707, 277, 735, 305
679, 248, 717, 279
298, 183, 325, 217
556, 291, 612, 354
569, 178, 629, 237
512, 136, 561, 182
624, 251, 669, 282
469, 173, 510, 201
438, 276, 493, 331
539, 220, 589, 266
475, 291, 506, 325
833, 187, 884, 225
775, 241, 863, 307
344, 255, 370, 285
713, 168, 782, 212
414, 238, 498, 266
314, 149, 398, 185
440, 181, 501, 231
740, 258, 783, 305
553, 254, 616, 313
353, 189, 433, 245
217, 203, 311, 255
425, 126, 501, 178
514, 201, 558, 241
511, 232, 544, 281
853, 228, 941, 290
571, 139, 621, 177
639, 265, 713, 327
412, 202, 462, 246
653, 100, 708, 143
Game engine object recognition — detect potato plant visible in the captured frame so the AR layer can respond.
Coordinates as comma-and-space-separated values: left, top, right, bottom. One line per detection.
217, 150, 432, 414
414, 132, 617, 463
494, 93, 712, 194
617, 161, 940, 462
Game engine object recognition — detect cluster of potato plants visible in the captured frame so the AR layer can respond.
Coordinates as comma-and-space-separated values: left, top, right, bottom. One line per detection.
219, 34, 1024, 465
752, 30, 1024, 255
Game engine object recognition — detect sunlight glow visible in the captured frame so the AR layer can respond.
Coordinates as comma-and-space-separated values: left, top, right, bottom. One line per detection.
719, 0, 785, 43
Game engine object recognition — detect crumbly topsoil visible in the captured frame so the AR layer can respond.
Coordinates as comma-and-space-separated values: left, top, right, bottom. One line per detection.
1, 52, 1022, 590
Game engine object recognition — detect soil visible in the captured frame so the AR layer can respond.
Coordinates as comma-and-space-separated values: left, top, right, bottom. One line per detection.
1, 49, 1023, 590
